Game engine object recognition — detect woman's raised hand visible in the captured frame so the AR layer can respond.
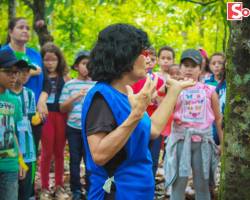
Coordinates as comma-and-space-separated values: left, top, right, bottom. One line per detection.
126, 75, 158, 120
165, 75, 196, 91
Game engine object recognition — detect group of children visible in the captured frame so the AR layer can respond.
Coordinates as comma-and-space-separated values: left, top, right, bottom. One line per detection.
0, 43, 94, 200
0, 36, 226, 200
138, 46, 226, 200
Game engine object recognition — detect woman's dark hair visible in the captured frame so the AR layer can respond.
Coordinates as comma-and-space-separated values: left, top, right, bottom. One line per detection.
87, 23, 150, 83
6, 17, 26, 43
157, 46, 175, 59
41, 42, 68, 77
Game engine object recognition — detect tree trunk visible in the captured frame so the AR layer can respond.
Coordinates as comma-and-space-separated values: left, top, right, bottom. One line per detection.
8, 0, 16, 22
22, 0, 53, 46
33, 0, 53, 46
220, 1, 250, 199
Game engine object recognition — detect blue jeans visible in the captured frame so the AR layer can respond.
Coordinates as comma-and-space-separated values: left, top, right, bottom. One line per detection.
0, 172, 18, 200
66, 126, 87, 193
149, 135, 162, 177
212, 123, 220, 145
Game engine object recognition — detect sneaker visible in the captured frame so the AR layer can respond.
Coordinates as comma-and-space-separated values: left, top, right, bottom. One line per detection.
185, 185, 195, 196
55, 186, 70, 200
40, 189, 52, 200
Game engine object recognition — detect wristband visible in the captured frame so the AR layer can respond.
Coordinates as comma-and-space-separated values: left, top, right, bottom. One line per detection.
18, 154, 29, 172
31, 112, 42, 126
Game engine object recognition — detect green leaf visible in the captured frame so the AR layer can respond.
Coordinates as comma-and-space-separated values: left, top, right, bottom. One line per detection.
243, 74, 250, 84
234, 95, 241, 102
234, 74, 242, 85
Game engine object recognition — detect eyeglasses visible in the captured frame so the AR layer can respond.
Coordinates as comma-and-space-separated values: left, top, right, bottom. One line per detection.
19, 68, 30, 74
141, 49, 150, 57
0, 69, 20, 76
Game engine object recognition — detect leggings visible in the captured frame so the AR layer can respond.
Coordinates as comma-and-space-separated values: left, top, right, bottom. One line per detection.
171, 142, 211, 200
40, 112, 66, 189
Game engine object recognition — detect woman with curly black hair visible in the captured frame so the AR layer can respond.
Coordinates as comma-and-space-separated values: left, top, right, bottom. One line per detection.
81, 23, 194, 200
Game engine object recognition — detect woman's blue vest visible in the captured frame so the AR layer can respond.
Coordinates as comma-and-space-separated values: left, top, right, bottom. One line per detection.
81, 82, 154, 200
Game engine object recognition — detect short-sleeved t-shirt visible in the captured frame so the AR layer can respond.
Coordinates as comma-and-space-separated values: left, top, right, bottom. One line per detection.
85, 93, 126, 176
59, 79, 95, 129
205, 74, 218, 87
0, 90, 23, 172
173, 82, 216, 129
10, 87, 36, 163
216, 80, 226, 114
132, 73, 164, 116
3, 45, 43, 104
42, 68, 52, 94
132, 74, 174, 136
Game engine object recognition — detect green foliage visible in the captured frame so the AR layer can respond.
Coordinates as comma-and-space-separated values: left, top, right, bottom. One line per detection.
0, 0, 228, 68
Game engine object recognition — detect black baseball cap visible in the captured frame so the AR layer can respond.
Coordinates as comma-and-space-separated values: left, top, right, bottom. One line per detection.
180, 49, 202, 65
0, 48, 36, 70
71, 50, 90, 70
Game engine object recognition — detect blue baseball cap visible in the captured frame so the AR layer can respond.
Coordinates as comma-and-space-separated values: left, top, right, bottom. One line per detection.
0, 48, 36, 69
181, 49, 203, 65
71, 50, 90, 70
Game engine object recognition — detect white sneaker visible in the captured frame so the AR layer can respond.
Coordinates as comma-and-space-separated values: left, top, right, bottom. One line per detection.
185, 185, 195, 195
40, 189, 52, 200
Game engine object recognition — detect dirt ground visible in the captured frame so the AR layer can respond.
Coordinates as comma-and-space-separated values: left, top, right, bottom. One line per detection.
34, 149, 219, 200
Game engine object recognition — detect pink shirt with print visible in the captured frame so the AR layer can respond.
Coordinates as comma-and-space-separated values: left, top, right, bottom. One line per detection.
173, 82, 216, 141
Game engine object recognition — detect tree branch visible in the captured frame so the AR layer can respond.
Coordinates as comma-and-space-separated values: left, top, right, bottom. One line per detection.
184, 0, 217, 6
22, 0, 34, 10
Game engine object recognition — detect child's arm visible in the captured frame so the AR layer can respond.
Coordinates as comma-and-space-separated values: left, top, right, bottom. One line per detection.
150, 77, 195, 139
60, 89, 87, 113
211, 92, 224, 144
37, 70, 51, 119
37, 91, 49, 120
154, 84, 166, 104
14, 134, 28, 180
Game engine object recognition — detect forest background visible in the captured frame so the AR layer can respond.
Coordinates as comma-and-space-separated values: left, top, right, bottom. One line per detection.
1, 1, 250, 199
0, 0, 228, 70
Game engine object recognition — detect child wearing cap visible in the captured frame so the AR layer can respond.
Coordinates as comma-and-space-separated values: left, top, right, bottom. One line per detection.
4, 18, 44, 172
59, 50, 95, 199
9, 60, 37, 200
164, 49, 223, 200
0, 48, 28, 200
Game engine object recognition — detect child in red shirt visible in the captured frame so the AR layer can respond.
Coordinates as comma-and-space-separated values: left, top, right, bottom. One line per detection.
132, 47, 165, 177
